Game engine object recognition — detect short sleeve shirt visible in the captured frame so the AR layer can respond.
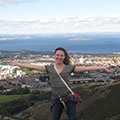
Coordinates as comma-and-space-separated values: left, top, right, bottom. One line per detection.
45, 64, 76, 95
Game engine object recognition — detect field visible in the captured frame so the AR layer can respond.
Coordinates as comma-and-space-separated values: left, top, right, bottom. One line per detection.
0, 94, 29, 103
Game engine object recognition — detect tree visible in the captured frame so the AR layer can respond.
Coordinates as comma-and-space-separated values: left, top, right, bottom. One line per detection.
0, 86, 4, 90
31, 90, 40, 95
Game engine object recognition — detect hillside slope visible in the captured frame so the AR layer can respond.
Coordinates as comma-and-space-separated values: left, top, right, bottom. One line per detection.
19, 79, 120, 120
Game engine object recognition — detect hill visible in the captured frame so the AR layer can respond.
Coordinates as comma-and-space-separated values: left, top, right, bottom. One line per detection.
18, 79, 120, 120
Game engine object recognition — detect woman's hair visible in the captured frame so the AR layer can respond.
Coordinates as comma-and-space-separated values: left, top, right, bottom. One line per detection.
54, 47, 71, 65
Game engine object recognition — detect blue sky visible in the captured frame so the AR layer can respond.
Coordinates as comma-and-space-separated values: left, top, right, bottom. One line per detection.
0, 0, 120, 34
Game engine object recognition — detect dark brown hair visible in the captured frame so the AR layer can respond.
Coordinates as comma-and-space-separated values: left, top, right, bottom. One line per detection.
54, 47, 71, 65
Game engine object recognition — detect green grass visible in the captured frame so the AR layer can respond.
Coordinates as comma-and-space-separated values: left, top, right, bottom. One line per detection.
76, 83, 120, 120
0, 94, 29, 103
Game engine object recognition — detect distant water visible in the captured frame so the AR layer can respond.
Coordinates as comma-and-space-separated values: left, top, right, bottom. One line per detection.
0, 36, 120, 53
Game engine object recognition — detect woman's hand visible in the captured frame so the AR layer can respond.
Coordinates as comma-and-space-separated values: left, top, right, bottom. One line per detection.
9, 58, 46, 72
105, 67, 113, 73
9, 58, 18, 66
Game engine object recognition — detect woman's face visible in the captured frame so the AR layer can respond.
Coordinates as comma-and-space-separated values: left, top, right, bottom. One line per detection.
54, 50, 65, 64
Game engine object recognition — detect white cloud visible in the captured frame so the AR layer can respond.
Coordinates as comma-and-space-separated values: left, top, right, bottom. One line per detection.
0, 15, 120, 34
0, 0, 36, 6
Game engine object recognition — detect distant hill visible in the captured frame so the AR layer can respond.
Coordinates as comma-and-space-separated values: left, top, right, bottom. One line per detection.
18, 79, 120, 120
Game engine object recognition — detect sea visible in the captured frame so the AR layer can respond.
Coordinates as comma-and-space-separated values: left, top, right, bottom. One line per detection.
0, 34, 120, 54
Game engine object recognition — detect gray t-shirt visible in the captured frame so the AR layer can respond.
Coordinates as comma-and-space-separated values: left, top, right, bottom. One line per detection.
45, 64, 83, 107
45, 64, 76, 95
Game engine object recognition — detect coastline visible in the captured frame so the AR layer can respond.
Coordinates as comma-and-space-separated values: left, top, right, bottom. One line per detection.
0, 35, 120, 54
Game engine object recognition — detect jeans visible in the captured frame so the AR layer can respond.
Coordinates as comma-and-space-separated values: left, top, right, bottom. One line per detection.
51, 101, 76, 120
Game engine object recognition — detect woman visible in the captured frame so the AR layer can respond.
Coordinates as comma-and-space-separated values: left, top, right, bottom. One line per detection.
9, 47, 112, 120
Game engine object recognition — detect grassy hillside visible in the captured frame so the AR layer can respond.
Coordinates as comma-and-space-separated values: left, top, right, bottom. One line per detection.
75, 80, 120, 120
0, 94, 29, 103
18, 79, 120, 120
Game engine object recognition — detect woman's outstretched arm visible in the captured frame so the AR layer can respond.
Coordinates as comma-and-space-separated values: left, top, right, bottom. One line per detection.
74, 66, 112, 73
9, 58, 46, 72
